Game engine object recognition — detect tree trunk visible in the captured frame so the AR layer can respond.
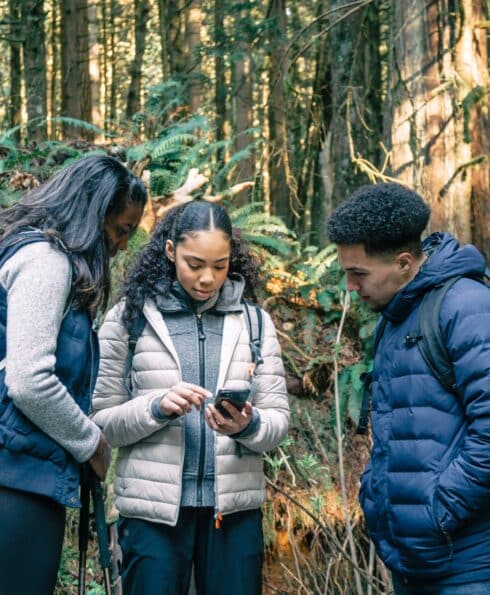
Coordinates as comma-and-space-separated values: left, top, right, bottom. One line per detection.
185, 0, 204, 114
157, 0, 170, 80
61, 0, 92, 138
88, 1, 102, 130
8, 0, 22, 141
126, 0, 150, 120
109, 0, 118, 125
268, 0, 293, 224
386, 0, 489, 247
215, 0, 226, 172
325, 0, 382, 211
232, 0, 255, 206
168, 0, 185, 74
21, 0, 48, 141
466, 2, 490, 260
48, 0, 60, 138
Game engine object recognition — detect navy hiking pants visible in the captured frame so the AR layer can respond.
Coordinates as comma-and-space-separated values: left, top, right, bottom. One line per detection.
117, 507, 263, 595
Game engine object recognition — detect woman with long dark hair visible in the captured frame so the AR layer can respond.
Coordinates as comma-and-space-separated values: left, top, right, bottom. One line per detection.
92, 200, 290, 595
0, 155, 147, 594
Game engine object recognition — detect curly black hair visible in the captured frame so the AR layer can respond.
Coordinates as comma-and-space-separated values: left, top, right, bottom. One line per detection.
120, 200, 259, 333
327, 183, 430, 255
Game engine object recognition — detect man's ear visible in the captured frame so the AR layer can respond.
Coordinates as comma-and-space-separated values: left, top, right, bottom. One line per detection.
397, 252, 415, 274
165, 240, 176, 262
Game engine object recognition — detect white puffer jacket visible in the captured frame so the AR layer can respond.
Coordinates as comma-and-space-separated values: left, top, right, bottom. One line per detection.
92, 298, 289, 526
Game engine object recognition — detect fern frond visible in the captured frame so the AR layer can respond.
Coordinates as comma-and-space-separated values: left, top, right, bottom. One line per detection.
242, 233, 294, 256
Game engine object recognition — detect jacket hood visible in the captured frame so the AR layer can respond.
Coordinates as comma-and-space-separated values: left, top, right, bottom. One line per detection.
383, 232, 486, 322
155, 273, 246, 315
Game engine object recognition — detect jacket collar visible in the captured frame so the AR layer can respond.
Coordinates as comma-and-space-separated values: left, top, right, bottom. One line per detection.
154, 274, 246, 315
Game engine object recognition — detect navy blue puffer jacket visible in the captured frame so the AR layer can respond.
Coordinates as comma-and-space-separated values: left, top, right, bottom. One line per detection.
360, 233, 490, 583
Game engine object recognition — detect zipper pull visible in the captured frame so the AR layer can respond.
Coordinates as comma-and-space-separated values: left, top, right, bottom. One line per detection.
196, 314, 206, 341
214, 511, 223, 529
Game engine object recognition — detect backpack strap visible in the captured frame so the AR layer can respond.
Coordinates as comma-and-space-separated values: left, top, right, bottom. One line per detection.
357, 317, 389, 435
416, 276, 463, 395
123, 312, 147, 395
242, 300, 264, 372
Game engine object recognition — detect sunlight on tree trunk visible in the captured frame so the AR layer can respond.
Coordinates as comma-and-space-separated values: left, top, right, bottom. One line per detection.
126, 0, 150, 121
186, 0, 204, 114
386, 0, 488, 246
22, 0, 48, 141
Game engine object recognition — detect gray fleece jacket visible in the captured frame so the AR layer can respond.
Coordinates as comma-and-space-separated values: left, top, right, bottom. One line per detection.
0, 241, 100, 462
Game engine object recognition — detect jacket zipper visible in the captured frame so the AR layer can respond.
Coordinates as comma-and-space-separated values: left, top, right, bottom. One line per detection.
196, 314, 206, 506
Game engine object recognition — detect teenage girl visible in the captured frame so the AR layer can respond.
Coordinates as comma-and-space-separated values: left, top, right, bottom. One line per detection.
0, 155, 147, 595
92, 200, 289, 595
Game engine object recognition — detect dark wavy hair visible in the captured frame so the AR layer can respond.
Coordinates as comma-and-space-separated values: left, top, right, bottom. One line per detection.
121, 200, 259, 332
0, 155, 147, 312
327, 183, 430, 256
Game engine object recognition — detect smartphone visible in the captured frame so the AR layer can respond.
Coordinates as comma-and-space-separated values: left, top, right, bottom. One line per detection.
214, 388, 250, 419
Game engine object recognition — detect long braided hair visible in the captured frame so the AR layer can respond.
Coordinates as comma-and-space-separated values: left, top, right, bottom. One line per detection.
120, 200, 259, 334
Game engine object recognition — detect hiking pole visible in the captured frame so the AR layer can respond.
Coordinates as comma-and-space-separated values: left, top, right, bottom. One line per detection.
90, 470, 112, 595
78, 464, 91, 595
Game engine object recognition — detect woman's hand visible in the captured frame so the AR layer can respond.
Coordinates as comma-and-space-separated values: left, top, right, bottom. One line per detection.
160, 382, 211, 417
205, 401, 253, 435
89, 432, 111, 481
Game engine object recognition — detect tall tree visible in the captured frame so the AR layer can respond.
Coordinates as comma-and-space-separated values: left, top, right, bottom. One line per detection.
168, 0, 185, 74
126, 0, 150, 120
386, 0, 490, 248
232, 0, 255, 205
185, 0, 204, 114
214, 0, 227, 170
157, 0, 170, 80
268, 0, 293, 223
21, 0, 47, 141
61, 0, 92, 138
325, 0, 382, 210
8, 0, 22, 141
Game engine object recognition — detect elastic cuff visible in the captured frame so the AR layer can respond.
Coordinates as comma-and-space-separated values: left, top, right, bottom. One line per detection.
230, 408, 260, 439
151, 395, 178, 422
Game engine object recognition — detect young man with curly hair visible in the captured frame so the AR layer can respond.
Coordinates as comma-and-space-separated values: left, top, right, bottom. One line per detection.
327, 183, 490, 595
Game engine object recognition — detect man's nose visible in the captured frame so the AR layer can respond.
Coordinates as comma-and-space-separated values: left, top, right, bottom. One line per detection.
345, 275, 360, 292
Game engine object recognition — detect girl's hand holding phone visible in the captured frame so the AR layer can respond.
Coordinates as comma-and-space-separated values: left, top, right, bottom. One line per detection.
205, 400, 253, 435
160, 382, 211, 417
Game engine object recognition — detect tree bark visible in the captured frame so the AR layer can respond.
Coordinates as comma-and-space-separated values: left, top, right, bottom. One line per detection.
88, 1, 102, 130
232, 0, 255, 205
214, 0, 227, 175
168, 0, 185, 74
386, 0, 489, 248
325, 0, 382, 210
157, 0, 170, 80
268, 0, 293, 224
8, 0, 22, 141
61, 0, 92, 138
21, 0, 48, 141
185, 0, 204, 114
126, 0, 150, 120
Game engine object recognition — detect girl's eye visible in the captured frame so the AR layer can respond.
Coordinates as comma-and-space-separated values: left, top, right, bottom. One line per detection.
215, 266, 227, 271
188, 264, 200, 270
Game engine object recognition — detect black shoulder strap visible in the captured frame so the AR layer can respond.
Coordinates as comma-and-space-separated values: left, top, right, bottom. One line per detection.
242, 300, 264, 369
416, 276, 463, 395
124, 312, 147, 395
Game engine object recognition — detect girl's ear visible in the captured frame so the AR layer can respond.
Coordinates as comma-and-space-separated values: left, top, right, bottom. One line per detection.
165, 240, 176, 262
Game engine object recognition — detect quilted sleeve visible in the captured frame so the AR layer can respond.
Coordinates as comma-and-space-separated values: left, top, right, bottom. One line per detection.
434, 279, 490, 534
91, 302, 171, 448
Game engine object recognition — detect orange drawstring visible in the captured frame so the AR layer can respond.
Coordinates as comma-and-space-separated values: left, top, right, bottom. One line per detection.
214, 511, 223, 529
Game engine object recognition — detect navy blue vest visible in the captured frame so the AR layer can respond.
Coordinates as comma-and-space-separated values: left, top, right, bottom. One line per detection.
0, 230, 99, 507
